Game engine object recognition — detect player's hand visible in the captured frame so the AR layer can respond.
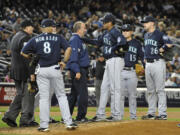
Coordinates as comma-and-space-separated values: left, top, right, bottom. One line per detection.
75, 72, 81, 80
59, 62, 66, 70
159, 48, 165, 53
30, 74, 36, 81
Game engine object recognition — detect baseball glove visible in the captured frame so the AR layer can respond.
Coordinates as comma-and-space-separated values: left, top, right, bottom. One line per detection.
28, 80, 38, 94
135, 64, 145, 76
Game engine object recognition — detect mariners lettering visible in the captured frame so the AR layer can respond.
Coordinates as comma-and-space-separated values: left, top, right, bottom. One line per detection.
35, 36, 58, 43
144, 39, 157, 46
103, 38, 111, 46
128, 46, 137, 53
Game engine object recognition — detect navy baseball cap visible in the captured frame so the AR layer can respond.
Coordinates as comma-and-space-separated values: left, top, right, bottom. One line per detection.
102, 13, 115, 24
121, 24, 134, 31
141, 16, 156, 23
21, 19, 33, 28
41, 19, 56, 28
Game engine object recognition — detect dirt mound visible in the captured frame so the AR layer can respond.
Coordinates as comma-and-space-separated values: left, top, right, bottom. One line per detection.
0, 120, 179, 135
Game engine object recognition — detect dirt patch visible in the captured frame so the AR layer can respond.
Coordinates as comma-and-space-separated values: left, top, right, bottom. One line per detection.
0, 110, 180, 135
0, 120, 179, 135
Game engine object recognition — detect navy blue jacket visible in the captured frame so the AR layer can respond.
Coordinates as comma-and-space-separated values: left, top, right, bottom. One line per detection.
68, 34, 90, 73
82, 27, 127, 59
21, 33, 69, 67
144, 29, 172, 59
124, 39, 144, 68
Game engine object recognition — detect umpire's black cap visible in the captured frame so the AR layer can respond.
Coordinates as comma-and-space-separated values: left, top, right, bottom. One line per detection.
21, 19, 33, 28
102, 13, 116, 24
41, 19, 56, 28
121, 24, 134, 31
141, 16, 156, 23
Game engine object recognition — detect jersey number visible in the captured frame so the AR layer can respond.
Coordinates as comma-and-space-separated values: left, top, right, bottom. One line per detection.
104, 47, 112, 54
130, 54, 136, 62
43, 42, 51, 54
151, 47, 158, 55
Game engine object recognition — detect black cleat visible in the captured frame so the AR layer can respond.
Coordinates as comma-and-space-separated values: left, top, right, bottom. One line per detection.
49, 117, 60, 123
141, 114, 155, 120
2, 117, 17, 127
37, 127, 50, 132
106, 116, 121, 122
177, 123, 180, 128
75, 117, 89, 123
66, 123, 78, 130
155, 115, 167, 120
89, 116, 106, 122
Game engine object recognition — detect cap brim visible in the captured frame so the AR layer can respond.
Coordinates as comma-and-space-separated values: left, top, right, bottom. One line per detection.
140, 20, 148, 23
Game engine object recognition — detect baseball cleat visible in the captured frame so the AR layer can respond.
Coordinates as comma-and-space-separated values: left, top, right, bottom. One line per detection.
89, 116, 106, 122
37, 127, 50, 132
75, 117, 89, 123
49, 117, 60, 123
106, 116, 121, 122
155, 115, 167, 120
141, 114, 155, 120
177, 123, 180, 128
66, 123, 78, 130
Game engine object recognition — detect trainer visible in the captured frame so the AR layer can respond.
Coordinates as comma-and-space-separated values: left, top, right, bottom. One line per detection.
68, 21, 90, 123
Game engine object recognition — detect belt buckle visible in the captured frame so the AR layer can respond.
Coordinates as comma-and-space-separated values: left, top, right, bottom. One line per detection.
123, 67, 132, 70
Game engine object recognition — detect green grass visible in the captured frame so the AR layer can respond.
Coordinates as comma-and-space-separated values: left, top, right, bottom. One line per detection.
0, 106, 180, 128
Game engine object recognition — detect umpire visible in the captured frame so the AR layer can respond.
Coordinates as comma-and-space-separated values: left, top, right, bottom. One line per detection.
68, 21, 90, 123
2, 20, 38, 127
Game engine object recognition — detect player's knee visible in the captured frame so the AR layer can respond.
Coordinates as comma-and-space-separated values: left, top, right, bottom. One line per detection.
157, 90, 166, 96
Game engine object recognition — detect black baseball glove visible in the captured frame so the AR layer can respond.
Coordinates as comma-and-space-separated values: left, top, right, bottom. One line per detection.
27, 80, 39, 94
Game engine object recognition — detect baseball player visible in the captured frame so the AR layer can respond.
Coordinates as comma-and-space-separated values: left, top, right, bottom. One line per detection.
21, 19, 77, 132
141, 16, 173, 120
82, 13, 128, 122
120, 24, 144, 120
28, 54, 59, 123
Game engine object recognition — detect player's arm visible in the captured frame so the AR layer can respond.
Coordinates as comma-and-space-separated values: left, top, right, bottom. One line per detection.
81, 33, 104, 47
159, 34, 173, 53
64, 47, 72, 63
21, 38, 35, 58
68, 38, 81, 80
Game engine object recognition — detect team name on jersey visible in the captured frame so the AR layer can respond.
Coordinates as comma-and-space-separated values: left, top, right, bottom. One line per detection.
35, 36, 58, 43
144, 39, 157, 46
128, 46, 137, 53
103, 37, 111, 46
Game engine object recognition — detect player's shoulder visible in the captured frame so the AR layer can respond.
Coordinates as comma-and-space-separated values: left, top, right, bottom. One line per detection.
70, 34, 81, 42
111, 27, 121, 34
132, 39, 142, 47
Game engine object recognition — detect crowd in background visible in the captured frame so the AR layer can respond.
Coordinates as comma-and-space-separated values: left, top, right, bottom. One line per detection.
0, 0, 180, 87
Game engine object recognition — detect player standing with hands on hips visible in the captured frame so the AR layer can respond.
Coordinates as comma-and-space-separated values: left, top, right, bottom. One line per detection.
141, 16, 173, 120
21, 19, 77, 132
82, 13, 128, 122
120, 24, 144, 120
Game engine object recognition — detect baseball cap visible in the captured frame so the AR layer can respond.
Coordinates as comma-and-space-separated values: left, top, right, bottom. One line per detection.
21, 19, 33, 28
98, 53, 104, 57
102, 13, 115, 24
121, 24, 134, 31
141, 16, 156, 23
41, 19, 56, 28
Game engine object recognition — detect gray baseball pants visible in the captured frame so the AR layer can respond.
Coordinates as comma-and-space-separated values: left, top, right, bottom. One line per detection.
96, 57, 124, 120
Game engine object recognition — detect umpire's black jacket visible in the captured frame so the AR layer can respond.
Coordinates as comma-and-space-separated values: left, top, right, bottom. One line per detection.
10, 30, 31, 81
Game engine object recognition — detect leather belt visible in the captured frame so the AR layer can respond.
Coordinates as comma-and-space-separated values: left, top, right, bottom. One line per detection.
123, 67, 134, 71
146, 59, 159, 63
